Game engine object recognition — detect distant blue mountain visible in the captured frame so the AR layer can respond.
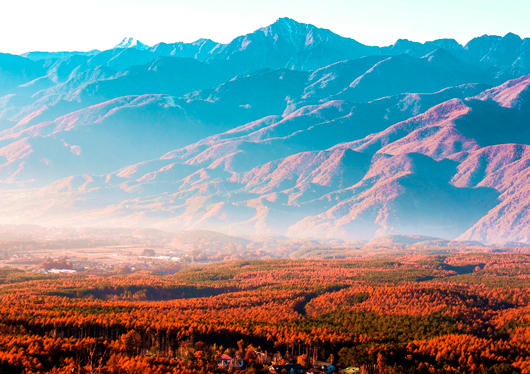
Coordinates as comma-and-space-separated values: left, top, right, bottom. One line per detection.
0, 18, 529, 244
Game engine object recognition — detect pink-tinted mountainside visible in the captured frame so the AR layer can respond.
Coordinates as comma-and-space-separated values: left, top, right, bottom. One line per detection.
0, 18, 529, 244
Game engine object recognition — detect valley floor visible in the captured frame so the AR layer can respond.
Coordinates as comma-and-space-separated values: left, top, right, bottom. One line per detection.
1, 253, 530, 373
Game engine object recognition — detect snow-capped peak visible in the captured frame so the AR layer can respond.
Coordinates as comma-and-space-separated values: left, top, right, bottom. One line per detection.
114, 37, 151, 50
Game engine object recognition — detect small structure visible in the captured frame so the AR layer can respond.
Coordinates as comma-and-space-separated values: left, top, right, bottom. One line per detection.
269, 363, 305, 374
256, 351, 269, 365
313, 361, 337, 374
217, 354, 232, 367
216, 354, 244, 369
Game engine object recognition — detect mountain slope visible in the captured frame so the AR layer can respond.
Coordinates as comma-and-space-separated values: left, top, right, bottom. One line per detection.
205, 17, 376, 76
0, 20, 529, 243
335, 51, 488, 103
0, 81, 501, 236
0, 53, 45, 94
0, 95, 242, 186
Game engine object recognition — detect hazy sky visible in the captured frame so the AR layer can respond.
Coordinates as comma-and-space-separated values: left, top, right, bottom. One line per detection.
2, 0, 529, 54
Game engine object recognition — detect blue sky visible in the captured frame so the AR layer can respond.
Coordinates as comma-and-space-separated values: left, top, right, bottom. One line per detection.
2, 0, 529, 54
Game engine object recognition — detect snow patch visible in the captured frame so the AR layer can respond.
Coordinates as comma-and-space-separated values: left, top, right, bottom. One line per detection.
114, 37, 151, 50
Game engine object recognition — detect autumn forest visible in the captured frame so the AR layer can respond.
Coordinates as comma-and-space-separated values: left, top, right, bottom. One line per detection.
1, 253, 530, 373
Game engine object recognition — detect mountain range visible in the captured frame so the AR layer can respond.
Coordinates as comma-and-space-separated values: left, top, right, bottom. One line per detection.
1, 17, 530, 244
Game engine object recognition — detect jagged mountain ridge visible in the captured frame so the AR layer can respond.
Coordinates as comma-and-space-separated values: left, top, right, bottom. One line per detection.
19, 18, 530, 79
0, 18, 529, 243
1, 77, 529, 244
